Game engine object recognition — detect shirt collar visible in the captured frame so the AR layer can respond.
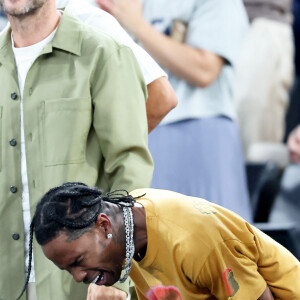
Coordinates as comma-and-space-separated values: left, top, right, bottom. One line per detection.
0, 9, 83, 61
0, 27, 14, 70
39, 9, 83, 56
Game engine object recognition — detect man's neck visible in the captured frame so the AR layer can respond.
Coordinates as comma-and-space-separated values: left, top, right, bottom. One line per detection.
8, 2, 61, 48
132, 205, 147, 260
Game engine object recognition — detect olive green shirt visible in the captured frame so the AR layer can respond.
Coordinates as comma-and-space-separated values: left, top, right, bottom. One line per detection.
0, 11, 153, 300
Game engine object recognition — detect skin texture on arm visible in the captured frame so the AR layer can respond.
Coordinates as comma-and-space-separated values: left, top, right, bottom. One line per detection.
287, 124, 300, 162
96, 0, 224, 88
146, 77, 177, 132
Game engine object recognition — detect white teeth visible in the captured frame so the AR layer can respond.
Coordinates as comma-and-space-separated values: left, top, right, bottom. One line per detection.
92, 274, 100, 284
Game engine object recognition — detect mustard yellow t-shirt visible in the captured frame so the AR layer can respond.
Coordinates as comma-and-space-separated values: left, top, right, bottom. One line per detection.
129, 188, 300, 300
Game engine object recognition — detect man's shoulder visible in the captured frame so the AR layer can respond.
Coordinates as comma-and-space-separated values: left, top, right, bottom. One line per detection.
80, 20, 121, 51
57, 10, 128, 57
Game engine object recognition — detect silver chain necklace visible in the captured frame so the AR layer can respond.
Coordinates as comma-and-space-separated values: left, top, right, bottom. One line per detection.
119, 207, 135, 283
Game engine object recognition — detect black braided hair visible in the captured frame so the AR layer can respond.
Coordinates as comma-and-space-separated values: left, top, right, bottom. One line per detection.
17, 182, 140, 300
16, 222, 34, 300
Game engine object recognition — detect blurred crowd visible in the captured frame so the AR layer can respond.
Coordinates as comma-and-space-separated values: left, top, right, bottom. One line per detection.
1, 0, 300, 299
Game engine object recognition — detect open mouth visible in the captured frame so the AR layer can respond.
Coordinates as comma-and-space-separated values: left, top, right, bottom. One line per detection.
91, 270, 106, 285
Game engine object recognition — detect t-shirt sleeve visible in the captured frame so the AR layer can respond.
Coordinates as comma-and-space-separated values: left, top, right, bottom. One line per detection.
196, 240, 266, 299
252, 226, 300, 298
186, 0, 249, 65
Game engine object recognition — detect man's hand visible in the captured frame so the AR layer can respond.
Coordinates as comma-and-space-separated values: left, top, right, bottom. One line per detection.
95, 0, 145, 36
87, 284, 127, 300
287, 125, 300, 163
146, 285, 182, 300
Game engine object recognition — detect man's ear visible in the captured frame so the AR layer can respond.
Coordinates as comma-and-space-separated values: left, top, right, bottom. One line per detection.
95, 213, 112, 237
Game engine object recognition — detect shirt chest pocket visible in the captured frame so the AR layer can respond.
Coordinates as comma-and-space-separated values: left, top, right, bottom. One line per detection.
42, 97, 92, 167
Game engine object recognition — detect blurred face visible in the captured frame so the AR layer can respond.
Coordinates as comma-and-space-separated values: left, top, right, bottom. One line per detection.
42, 229, 125, 286
0, 0, 47, 17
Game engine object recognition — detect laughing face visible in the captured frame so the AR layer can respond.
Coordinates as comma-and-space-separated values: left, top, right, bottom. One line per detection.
42, 227, 125, 286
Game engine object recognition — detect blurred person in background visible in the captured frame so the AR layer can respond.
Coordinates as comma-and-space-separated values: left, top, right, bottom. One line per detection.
285, 0, 300, 142
288, 124, 300, 162
235, 0, 294, 165
286, 0, 300, 164
97, 0, 253, 221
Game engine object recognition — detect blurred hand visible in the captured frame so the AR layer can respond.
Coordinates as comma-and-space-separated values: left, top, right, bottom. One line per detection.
95, 0, 145, 35
146, 285, 182, 300
287, 125, 300, 163
87, 284, 127, 300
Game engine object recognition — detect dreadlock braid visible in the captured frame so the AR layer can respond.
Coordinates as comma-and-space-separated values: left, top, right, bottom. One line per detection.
16, 222, 34, 300
17, 182, 139, 300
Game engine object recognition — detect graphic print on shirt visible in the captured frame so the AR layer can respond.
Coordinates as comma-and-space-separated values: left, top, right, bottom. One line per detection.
222, 268, 239, 298
192, 199, 217, 215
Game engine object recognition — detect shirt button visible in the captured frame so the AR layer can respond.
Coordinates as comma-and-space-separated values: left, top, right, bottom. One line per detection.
11, 92, 18, 100
10, 186, 17, 193
12, 233, 20, 240
29, 88, 33, 95
9, 139, 17, 146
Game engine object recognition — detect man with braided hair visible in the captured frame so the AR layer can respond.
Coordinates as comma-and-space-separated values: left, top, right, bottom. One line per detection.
22, 183, 300, 300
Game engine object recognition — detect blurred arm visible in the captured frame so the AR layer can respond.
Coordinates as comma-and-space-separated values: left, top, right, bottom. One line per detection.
96, 0, 224, 87
146, 77, 178, 132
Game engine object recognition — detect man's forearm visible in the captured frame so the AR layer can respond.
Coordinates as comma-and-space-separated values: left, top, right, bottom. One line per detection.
146, 77, 177, 133
133, 20, 224, 87
97, 0, 224, 87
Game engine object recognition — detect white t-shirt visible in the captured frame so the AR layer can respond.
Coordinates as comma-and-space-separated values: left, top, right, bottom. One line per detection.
56, 0, 166, 85
12, 29, 57, 282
